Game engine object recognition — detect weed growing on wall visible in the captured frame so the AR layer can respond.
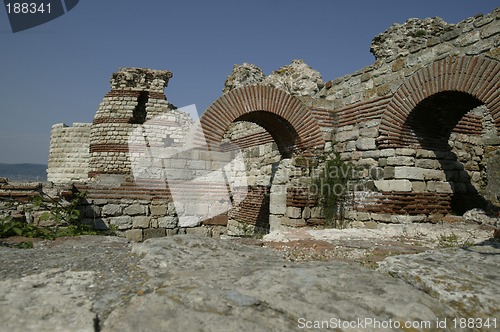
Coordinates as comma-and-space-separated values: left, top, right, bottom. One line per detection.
311, 151, 356, 228
0, 191, 114, 247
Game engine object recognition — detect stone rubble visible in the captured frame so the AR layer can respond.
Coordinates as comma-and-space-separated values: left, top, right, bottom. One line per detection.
0, 233, 498, 331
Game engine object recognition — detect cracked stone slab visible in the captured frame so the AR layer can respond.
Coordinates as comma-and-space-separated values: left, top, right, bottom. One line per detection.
0, 269, 96, 332
103, 235, 460, 332
378, 241, 500, 319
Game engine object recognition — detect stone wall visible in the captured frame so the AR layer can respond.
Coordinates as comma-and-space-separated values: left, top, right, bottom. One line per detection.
47, 123, 91, 183
42, 9, 500, 237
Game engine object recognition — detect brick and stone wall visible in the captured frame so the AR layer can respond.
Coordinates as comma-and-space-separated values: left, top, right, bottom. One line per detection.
89, 68, 176, 181
42, 9, 499, 238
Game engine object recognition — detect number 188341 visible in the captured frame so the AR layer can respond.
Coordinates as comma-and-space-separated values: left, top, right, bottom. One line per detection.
5, 3, 51, 14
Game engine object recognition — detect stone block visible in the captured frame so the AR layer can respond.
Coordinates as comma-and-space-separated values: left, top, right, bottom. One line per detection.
358, 158, 377, 167
350, 220, 365, 228
416, 149, 436, 158
391, 215, 426, 223
378, 158, 388, 167
187, 160, 209, 170
124, 229, 143, 242
302, 207, 311, 219
336, 129, 359, 142
365, 221, 379, 229
201, 214, 228, 226
394, 167, 425, 180
356, 138, 376, 151
158, 216, 177, 228
166, 228, 180, 236
411, 181, 426, 192
370, 167, 384, 180
286, 207, 302, 219
373, 180, 412, 192
123, 204, 146, 216
395, 148, 416, 156
102, 204, 122, 217
186, 227, 211, 237
269, 215, 284, 231
387, 156, 414, 166
109, 216, 132, 230
359, 127, 378, 138
143, 228, 166, 240
178, 216, 201, 228
415, 159, 440, 169
379, 149, 395, 157
345, 141, 357, 151
150, 204, 168, 216
383, 166, 395, 179
132, 216, 151, 228
422, 169, 446, 181
426, 181, 453, 193
370, 213, 392, 223
355, 212, 371, 221
362, 150, 380, 159
281, 217, 306, 227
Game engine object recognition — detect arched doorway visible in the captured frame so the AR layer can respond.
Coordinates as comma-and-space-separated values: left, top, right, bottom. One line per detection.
402, 91, 489, 213
197, 85, 325, 234
379, 55, 500, 215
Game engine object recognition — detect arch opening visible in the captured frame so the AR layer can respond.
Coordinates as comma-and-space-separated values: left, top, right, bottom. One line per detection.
233, 111, 299, 158
402, 91, 489, 214
404, 91, 483, 150
221, 113, 297, 235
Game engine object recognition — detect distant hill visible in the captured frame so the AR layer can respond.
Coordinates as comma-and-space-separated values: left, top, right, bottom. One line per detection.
0, 163, 47, 181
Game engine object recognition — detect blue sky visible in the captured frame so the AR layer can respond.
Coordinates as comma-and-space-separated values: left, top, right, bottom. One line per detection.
0, 0, 498, 164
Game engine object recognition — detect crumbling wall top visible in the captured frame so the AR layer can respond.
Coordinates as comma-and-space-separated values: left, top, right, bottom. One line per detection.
110, 67, 173, 93
370, 8, 500, 60
223, 59, 324, 97
370, 17, 455, 59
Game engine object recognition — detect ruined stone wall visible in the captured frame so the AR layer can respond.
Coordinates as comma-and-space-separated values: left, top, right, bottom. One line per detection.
319, 9, 500, 222
89, 68, 175, 181
43, 9, 499, 237
47, 123, 91, 183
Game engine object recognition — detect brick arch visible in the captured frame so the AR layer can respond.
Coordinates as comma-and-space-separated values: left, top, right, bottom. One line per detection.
196, 85, 324, 155
379, 55, 500, 147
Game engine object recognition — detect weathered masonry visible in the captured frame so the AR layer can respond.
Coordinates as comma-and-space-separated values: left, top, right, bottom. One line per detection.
46, 9, 500, 240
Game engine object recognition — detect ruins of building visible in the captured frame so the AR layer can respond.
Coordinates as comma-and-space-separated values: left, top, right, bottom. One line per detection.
45, 9, 500, 241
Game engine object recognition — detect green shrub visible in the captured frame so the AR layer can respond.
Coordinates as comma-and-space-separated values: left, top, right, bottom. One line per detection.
312, 151, 356, 228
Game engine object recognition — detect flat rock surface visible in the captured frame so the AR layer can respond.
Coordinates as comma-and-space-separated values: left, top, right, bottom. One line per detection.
378, 242, 500, 319
0, 229, 498, 331
263, 222, 494, 266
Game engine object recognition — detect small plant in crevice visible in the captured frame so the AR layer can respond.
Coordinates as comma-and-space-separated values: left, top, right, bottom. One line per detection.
0, 191, 115, 246
310, 151, 357, 229
436, 232, 474, 248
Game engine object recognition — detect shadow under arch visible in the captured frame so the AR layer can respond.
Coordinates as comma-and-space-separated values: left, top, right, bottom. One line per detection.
230, 110, 300, 158
221, 115, 295, 235
402, 91, 490, 214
